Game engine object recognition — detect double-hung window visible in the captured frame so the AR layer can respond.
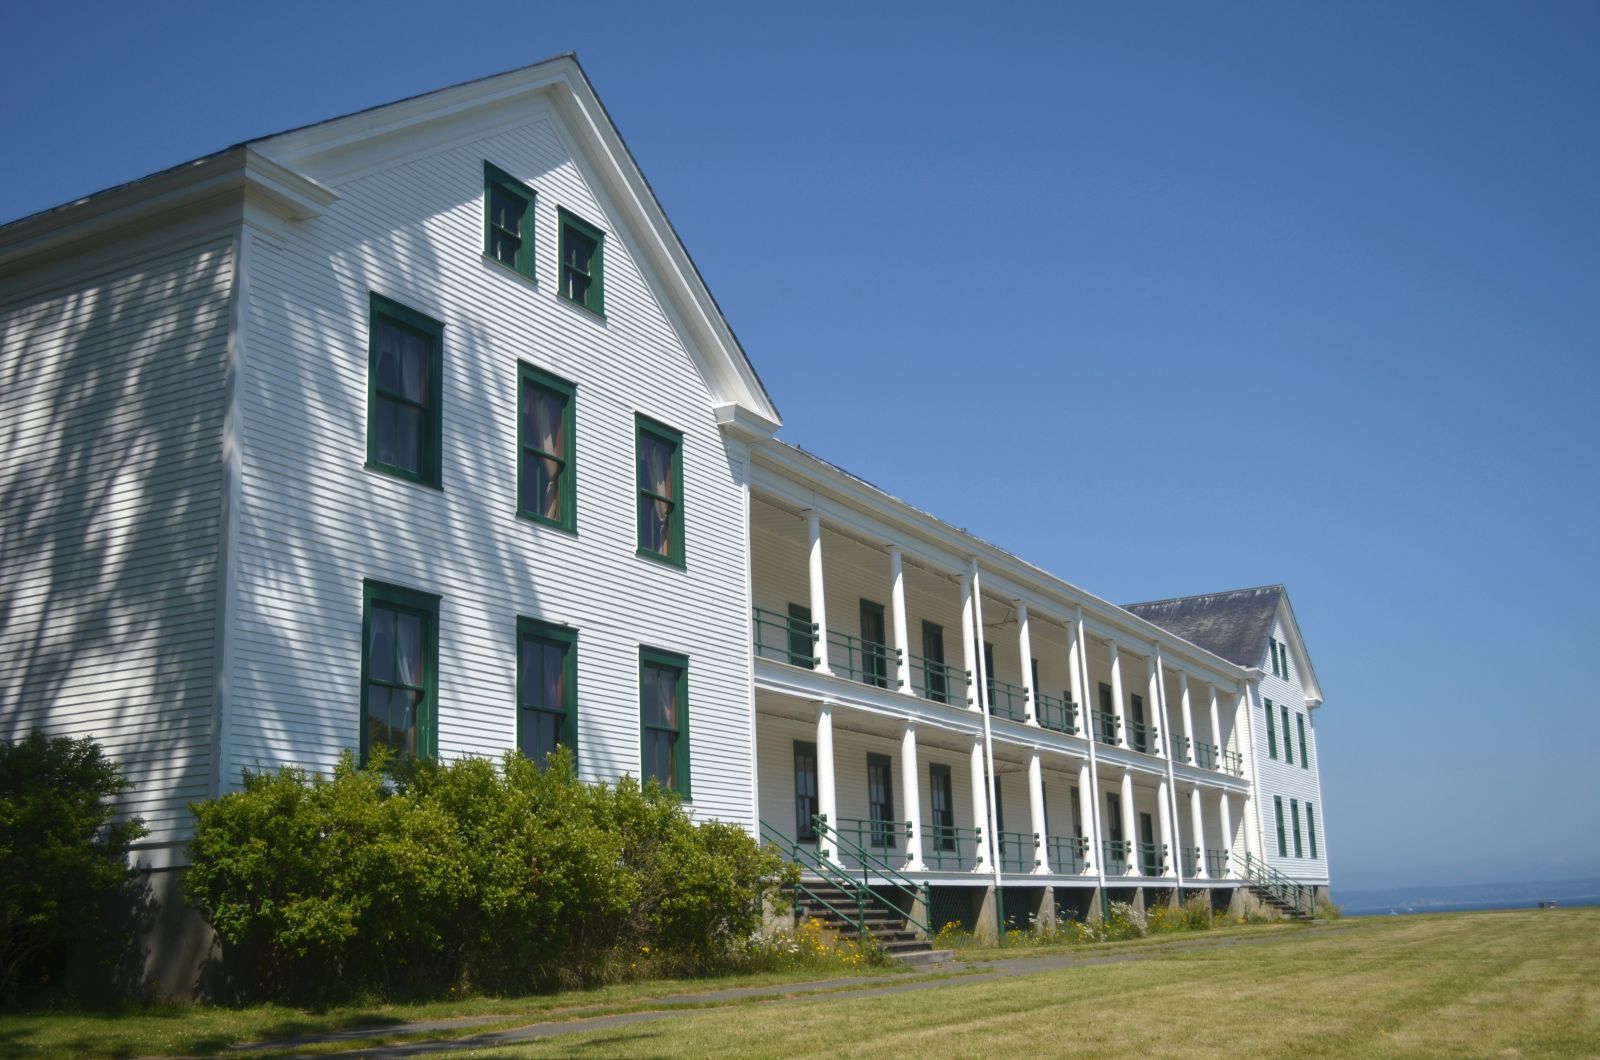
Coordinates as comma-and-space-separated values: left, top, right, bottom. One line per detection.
929, 764, 955, 850
484, 162, 535, 279
1265, 698, 1277, 758
367, 295, 443, 486
636, 416, 684, 565
517, 618, 576, 764
793, 741, 818, 841
1297, 713, 1309, 768
1282, 705, 1293, 765
1307, 803, 1319, 858
1291, 798, 1303, 857
361, 581, 440, 762
867, 753, 896, 848
640, 648, 690, 794
558, 208, 604, 315
1274, 796, 1287, 857
518, 365, 576, 530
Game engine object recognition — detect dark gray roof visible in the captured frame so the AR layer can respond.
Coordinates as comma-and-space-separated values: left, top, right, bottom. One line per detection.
1121, 585, 1284, 668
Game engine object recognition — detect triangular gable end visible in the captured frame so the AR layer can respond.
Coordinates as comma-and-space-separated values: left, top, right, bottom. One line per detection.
247, 53, 781, 435
1271, 588, 1323, 709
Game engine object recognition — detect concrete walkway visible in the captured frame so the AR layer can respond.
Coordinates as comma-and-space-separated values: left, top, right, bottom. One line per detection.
240, 927, 1338, 1058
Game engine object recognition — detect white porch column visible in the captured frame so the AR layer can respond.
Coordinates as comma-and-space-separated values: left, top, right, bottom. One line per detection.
1028, 750, 1049, 873
1146, 654, 1165, 760
888, 546, 913, 695
816, 703, 838, 863
1017, 602, 1037, 724
805, 511, 832, 676
959, 572, 978, 710
1156, 778, 1175, 877
1189, 787, 1208, 879
1119, 772, 1137, 876
969, 738, 992, 872
1242, 795, 1257, 860
1108, 639, 1127, 746
1217, 792, 1234, 878
1067, 620, 1084, 733
1207, 684, 1222, 767
1077, 762, 1097, 870
1179, 672, 1195, 764
900, 724, 925, 870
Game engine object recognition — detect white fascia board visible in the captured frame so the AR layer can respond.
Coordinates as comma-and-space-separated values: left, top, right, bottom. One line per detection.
1274, 594, 1324, 706
0, 147, 335, 273
755, 658, 983, 738
751, 442, 1248, 687
714, 402, 780, 443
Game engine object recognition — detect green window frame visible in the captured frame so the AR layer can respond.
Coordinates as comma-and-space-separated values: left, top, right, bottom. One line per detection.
1291, 798, 1303, 857
861, 599, 889, 689
867, 753, 896, 848
1307, 803, 1319, 859
1297, 713, 1309, 768
635, 415, 684, 566
517, 617, 577, 765
640, 647, 690, 795
921, 621, 947, 704
1280, 641, 1291, 680
1281, 705, 1293, 765
484, 162, 536, 279
366, 294, 444, 487
360, 580, 440, 763
518, 363, 577, 531
558, 207, 605, 315
1265, 698, 1277, 758
929, 763, 955, 850
1274, 796, 1286, 857
794, 741, 818, 841
1268, 639, 1277, 676
786, 603, 814, 667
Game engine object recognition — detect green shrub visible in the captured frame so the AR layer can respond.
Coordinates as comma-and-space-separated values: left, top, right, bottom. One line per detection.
186, 750, 793, 1002
0, 732, 146, 1003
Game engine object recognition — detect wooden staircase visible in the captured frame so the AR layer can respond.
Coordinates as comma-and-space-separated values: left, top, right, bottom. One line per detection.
790, 877, 951, 965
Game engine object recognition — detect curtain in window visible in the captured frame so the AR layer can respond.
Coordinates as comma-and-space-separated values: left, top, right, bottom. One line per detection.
525, 384, 564, 519
640, 435, 673, 553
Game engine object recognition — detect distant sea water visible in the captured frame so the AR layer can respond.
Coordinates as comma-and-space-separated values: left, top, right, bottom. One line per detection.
1344, 897, 1600, 917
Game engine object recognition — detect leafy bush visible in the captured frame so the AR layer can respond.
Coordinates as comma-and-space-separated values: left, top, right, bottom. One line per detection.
186, 750, 793, 1002
0, 732, 146, 1003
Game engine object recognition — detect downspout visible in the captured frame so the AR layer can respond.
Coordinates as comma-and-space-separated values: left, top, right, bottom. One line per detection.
1076, 607, 1111, 925
1154, 643, 1186, 901
970, 558, 1005, 939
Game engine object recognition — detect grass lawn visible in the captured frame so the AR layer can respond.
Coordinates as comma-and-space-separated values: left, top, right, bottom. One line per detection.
464, 908, 1600, 1058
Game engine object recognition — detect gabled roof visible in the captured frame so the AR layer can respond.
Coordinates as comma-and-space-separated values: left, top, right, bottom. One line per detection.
1122, 584, 1323, 704
0, 54, 781, 431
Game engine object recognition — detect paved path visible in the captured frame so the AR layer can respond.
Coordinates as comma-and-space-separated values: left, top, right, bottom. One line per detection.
244, 927, 1342, 1058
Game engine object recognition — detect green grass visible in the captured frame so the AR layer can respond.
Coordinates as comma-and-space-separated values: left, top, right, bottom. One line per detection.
461, 909, 1600, 1058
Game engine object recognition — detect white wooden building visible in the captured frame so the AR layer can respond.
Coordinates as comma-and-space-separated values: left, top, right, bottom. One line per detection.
0, 56, 1330, 973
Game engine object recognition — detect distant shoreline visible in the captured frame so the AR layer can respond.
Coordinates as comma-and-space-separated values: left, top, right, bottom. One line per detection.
1343, 897, 1600, 917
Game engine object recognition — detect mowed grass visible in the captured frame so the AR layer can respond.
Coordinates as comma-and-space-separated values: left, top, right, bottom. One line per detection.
469, 909, 1600, 1059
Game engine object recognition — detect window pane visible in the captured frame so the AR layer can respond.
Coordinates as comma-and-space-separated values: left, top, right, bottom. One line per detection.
490, 229, 517, 265
526, 385, 565, 458
639, 435, 672, 497
639, 495, 670, 555
645, 664, 678, 728
564, 229, 594, 271
399, 331, 430, 405
564, 271, 589, 304
375, 321, 403, 395
367, 607, 395, 683
490, 186, 522, 233
394, 611, 424, 686
383, 402, 422, 473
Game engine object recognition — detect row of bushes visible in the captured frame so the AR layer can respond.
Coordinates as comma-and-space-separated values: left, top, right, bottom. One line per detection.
185, 749, 797, 1002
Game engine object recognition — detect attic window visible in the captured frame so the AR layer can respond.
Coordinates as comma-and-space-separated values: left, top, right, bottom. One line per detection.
558, 208, 604, 316
484, 163, 535, 279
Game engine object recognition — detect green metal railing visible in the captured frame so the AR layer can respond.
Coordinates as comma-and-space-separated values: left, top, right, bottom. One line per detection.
1174, 735, 1192, 764
1046, 834, 1091, 874
752, 606, 817, 667
1222, 749, 1245, 776
1092, 709, 1121, 746
759, 820, 872, 936
1182, 846, 1202, 877
811, 815, 931, 936
1138, 841, 1168, 877
1127, 719, 1160, 756
1035, 693, 1078, 734
1194, 741, 1220, 770
997, 830, 1039, 873
831, 815, 906, 853
923, 823, 983, 871
1242, 852, 1313, 916
1102, 839, 1131, 875
1205, 848, 1230, 877
909, 654, 970, 706
826, 629, 902, 688
986, 678, 1029, 722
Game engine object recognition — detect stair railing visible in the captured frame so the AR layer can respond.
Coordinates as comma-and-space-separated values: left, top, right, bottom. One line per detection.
812, 815, 932, 937
759, 820, 868, 936
1242, 852, 1313, 917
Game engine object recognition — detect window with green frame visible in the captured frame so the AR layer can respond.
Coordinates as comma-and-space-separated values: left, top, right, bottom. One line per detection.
518, 364, 576, 530
1274, 796, 1286, 856
1297, 713, 1309, 768
1307, 803, 1319, 858
1291, 798, 1303, 857
640, 647, 690, 794
1281, 705, 1293, 765
361, 580, 440, 762
636, 415, 684, 565
484, 162, 536, 279
517, 618, 576, 765
867, 753, 895, 848
558, 208, 604, 315
1265, 698, 1277, 758
1268, 638, 1278, 677
367, 294, 443, 486
786, 603, 813, 667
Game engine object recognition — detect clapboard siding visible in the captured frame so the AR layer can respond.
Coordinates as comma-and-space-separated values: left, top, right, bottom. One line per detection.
0, 237, 233, 849
230, 105, 755, 823
1253, 616, 1329, 882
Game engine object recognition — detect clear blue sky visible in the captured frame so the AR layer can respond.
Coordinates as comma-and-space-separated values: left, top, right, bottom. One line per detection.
4, 1, 1597, 892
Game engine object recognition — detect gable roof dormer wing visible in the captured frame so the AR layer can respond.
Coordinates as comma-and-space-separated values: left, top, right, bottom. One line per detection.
247, 53, 781, 432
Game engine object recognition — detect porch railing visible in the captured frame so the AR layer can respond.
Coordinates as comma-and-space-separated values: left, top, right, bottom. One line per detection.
997, 830, 1039, 873
1205, 848, 1231, 877
1045, 834, 1091, 874
1092, 709, 1121, 746
923, 823, 983, 871
909, 654, 971, 706
1102, 838, 1131, 875
1194, 741, 1219, 770
1182, 846, 1202, 877
1035, 693, 1078, 735
752, 606, 817, 667
1138, 840, 1169, 877
986, 678, 1029, 722
1174, 735, 1192, 764
1127, 719, 1160, 756
830, 815, 907, 853
826, 630, 902, 688
1222, 749, 1245, 776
